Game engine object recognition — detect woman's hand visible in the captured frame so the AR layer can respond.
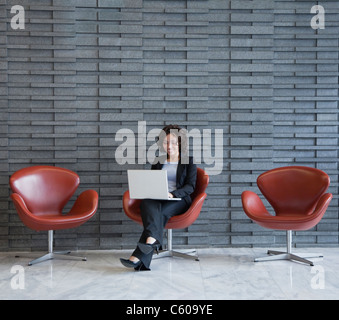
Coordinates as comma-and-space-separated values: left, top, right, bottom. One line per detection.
168, 193, 174, 198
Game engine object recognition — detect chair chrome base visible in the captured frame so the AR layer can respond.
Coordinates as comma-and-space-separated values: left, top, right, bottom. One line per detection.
26, 251, 87, 266
155, 249, 199, 261
16, 230, 87, 266
255, 250, 323, 266
153, 229, 199, 261
254, 230, 323, 266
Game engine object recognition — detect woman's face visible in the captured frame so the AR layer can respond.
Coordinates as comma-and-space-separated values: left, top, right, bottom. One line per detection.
163, 134, 179, 158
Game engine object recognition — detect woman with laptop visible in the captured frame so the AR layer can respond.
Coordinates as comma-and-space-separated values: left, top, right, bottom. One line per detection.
120, 124, 197, 271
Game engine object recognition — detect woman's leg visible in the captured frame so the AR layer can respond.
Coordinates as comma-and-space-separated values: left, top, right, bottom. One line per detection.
129, 199, 163, 270
140, 199, 164, 244
127, 199, 190, 270
160, 199, 190, 227
139, 199, 189, 244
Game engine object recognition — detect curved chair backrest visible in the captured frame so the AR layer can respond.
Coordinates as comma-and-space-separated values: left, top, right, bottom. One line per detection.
10, 166, 80, 215
165, 167, 209, 230
257, 166, 330, 216
191, 167, 209, 200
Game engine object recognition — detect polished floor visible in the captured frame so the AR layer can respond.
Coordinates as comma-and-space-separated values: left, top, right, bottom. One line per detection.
1, 247, 339, 300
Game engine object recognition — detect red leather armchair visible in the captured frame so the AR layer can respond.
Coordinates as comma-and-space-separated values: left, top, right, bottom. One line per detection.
242, 166, 332, 266
10, 166, 98, 266
123, 167, 209, 261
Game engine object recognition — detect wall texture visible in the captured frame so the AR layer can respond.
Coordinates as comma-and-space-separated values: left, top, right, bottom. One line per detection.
1, 0, 338, 252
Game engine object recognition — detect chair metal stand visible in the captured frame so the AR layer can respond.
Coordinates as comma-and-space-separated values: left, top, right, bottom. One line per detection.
17, 230, 87, 266
254, 230, 323, 266
153, 229, 199, 261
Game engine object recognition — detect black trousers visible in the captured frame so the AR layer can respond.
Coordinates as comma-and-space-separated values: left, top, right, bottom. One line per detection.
132, 198, 190, 270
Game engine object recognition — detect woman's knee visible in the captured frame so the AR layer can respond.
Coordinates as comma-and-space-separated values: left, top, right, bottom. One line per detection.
140, 199, 159, 212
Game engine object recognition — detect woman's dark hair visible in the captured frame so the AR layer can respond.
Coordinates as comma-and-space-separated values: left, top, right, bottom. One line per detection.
157, 124, 188, 160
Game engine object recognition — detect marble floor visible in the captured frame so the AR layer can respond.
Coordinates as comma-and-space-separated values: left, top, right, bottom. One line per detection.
1, 247, 339, 300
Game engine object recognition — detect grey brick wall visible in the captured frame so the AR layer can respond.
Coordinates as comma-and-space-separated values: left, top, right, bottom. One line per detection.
1, 0, 338, 252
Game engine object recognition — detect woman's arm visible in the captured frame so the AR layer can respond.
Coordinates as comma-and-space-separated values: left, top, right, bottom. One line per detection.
171, 158, 197, 199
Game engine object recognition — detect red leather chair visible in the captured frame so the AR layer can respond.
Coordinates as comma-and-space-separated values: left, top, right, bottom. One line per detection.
10, 166, 99, 266
123, 167, 209, 261
242, 166, 332, 266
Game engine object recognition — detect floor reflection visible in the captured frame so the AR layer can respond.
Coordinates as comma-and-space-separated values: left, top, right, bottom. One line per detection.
1, 247, 338, 300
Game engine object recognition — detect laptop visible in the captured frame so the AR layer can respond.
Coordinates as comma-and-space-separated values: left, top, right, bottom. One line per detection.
127, 170, 181, 201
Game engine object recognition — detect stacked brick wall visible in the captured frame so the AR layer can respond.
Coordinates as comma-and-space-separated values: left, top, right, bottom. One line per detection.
1, 0, 338, 251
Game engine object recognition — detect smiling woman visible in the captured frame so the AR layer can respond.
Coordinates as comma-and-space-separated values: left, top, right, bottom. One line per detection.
119, 124, 197, 271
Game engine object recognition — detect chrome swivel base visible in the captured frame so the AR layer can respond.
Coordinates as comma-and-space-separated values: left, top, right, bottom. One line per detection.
16, 230, 87, 266
254, 230, 323, 266
255, 250, 323, 266
153, 229, 199, 261
155, 249, 199, 261
27, 251, 87, 266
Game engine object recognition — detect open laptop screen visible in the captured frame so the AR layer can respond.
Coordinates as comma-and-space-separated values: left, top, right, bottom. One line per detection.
127, 170, 181, 200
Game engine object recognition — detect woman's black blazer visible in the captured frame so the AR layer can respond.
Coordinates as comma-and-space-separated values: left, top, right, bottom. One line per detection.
151, 156, 197, 205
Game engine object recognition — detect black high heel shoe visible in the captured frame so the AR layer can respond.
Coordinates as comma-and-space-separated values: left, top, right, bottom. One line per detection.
120, 258, 141, 269
119, 258, 150, 271
137, 240, 161, 255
